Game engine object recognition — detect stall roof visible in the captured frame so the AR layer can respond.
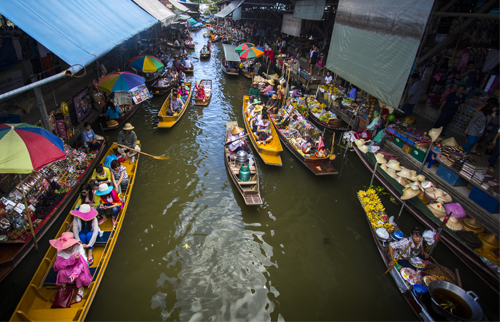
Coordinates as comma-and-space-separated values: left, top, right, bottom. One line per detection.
168, 0, 191, 12
133, 0, 177, 26
0, 0, 157, 67
215, 0, 245, 18
223, 44, 241, 62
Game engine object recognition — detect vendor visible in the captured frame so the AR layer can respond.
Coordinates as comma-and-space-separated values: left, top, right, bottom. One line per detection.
82, 122, 101, 153
249, 83, 261, 99
105, 101, 122, 120
117, 123, 140, 161
261, 80, 274, 95
266, 94, 279, 114
388, 227, 429, 268
348, 84, 357, 99
434, 85, 466, 136
324, 71, 333, 85
228, 126, 250, 154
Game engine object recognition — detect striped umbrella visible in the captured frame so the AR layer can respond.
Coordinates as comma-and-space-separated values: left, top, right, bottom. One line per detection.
235, 43, 255, 53
0, 123, 65, 173
239, 47, 264, 60
129, 55, 164, 73
97, 72, 145, 93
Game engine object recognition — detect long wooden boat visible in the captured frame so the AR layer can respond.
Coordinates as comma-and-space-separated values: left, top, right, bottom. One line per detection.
224, 121, 262, 206
221, 59, 239, 76
157, 82, 193, 128
241, 95, 283, 166
10, 141, 139, 322
269, 107, 338, 175
144, 67, 164, 84
100, 102, 142, 131
308, 113, 350, 133
182, 65, 194, 74
354, 146, 500, 293
150, 77, 179, 96
193, 80, 212, 107
166, 41, 180, 48
0, 141, 107, 283
200, 50, 211, 59
184, 40, 195, 49
240, 69, 253, 79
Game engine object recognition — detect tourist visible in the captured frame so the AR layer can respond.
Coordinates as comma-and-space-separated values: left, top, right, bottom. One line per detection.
179, 83, 189, 102
434, 85, 466, 136
404, 73, 424, 116
249, 83, 261, 99
324, 71, 333, 85
266, 94, 279, 114
228, 126, 250, 153
261, 80, 274, 95
75, 183, 100, 210
91, 163, 112, 186
81, 122, 101, 153
246, 98, 261, 117
105, 101, 121, 120
463, 103, 495, 154
173, 55, 181, 73
317, 51, 327, 76
117, 123, 140, 160
254, 114, 273, 145
460, 61, 479, 94
195, 81, 206, 99
110, 159, 129, 194
309, 45, 319, 76
348, 84, 357, 99
71, 204, 100, 266
388, 227, 429, 268
201, 45, 208, 54
168, 95, 183, 116
50, 232, 92, 303
95, 183, 122, 226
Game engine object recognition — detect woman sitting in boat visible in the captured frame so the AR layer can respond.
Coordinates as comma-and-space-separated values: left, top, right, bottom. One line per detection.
105, 101, 122, 120
71, 204, 101, 266
179, 84, 189, 103
91, 163, 112, 186
174, 40, 180, 47
228, 126, 250, 154
388, 227, 429, 268
201, 45, 208, 54
261, 80, 275, 95
266, 94, 279, 114
95, 183, 122, 227
249, 83, 261, 99
253, 114, 273, 145
246, 98, 261, 117
110, 160, 128, 194
195, 81, 206, 100
49, 232, 92, 303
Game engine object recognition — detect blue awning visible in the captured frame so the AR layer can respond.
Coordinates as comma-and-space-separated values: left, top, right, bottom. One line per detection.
0, 0, 158, 67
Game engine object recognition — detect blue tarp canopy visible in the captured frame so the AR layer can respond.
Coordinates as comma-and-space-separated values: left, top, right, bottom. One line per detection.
0, 0, 157, 67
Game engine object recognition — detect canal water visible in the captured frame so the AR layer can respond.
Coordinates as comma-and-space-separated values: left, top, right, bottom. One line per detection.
80, 30, 498, 321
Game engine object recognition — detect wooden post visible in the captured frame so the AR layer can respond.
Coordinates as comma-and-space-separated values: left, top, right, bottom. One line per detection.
19, 174, 37, 250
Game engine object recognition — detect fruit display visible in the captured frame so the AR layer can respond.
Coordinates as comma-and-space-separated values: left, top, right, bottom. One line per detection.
365, 94, 377, 119
358, 189, 395, 232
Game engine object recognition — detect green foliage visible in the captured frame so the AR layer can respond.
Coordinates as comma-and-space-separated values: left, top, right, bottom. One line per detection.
363, 185, 399, 205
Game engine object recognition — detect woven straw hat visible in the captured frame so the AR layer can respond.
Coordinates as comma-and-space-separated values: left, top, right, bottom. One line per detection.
380, 164, 388, 171
123, 123, 134, 130
442, 137, 458, 147
396, 176, 409, 186
397, 168, 412, 179
408, 181, 421, 191
267, 79, 275, 85
401, 187, 419, 200
417, 190, 431, 204
359, 145, 369, 154
386, 168, 398, 179
386, 159, 402, 171
421, 180, 435, 190
355, 139, 365, 148
428, 127, 443, 142
231, 126, 244, 135
375, 153, 387, 164
441, 216, 463, 231
425, 188, 453, 203
474, 248, 500, 266
427, 201, 446, 217
478, 233, 500, 252
417, 174, 426, 182
459, 217, 484, 234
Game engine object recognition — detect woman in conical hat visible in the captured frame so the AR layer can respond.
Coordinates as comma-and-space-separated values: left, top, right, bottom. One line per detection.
228, 125, 250, 154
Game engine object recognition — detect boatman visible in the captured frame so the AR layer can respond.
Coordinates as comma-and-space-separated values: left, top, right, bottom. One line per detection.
117, 123, 140, 162
228, 126, 250, 153
388, 227, 429, 268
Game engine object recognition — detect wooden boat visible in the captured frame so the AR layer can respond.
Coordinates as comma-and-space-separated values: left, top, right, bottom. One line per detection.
240, 69, 253, 79
353, 146, 500, 293
150, 76, 179, 96
224, 121, 263, 206
166, 41, 180, 48
0, 141, 107, 283
200, 49, 211, 59
308, 112, 350, 133
222, 44, 240, 76
10, 141, 139, 322
241, 95, 283, 166
157, 82, 193, 128
221, 59, 239, 76
193, 80, 212, 107
269, 106, 338, 175
100, 102, 142, 131
182, 65, 194, 74
184, 40, 195, 49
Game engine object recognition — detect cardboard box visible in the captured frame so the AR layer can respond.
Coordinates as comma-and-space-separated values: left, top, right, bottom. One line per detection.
402, 144, 412, 154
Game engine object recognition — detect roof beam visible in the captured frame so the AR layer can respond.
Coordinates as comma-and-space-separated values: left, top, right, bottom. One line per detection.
432, 12, 499, 18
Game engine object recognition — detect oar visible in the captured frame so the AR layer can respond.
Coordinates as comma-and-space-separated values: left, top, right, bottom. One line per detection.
224, 134, 249, 146
114, 143, 170, 160
383, 241, 412, 275
329, 133, 336, 160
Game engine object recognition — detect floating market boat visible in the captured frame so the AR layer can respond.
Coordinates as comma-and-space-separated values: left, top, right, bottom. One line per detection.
10, 141, 139, 322
354, 146, 500, 293
242, 95, 283, 166
100, 101, 143, 131
240, 69, 253, 79
150, 75, 179, 96
184, 40, 195, 49
182, 65, 194, 74
222, 44, 240, 76
157, 82, 193, 128
193, 80, 212, 107
200, 49, 211, 60
0, 141, 107, 283
166, 41, 180, 48
224, 121, 262, 206
270, 103, 338, 175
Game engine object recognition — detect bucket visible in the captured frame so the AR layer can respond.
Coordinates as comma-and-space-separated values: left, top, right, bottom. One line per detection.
324, 92, 329, 101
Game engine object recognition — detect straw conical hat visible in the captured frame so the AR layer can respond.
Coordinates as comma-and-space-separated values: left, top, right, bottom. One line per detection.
359, 145, 369, 154
421, 180, 435, 190
386, 168, 398, 179
459, 217, 484, 234
428, 127, 443, 142
417, 190, 431, 204
396, 176, 409, 186
397, 168, 412, 179
380, 164, 388, 171
375, 153, 387, 164
401, 187, 419, 200
442, 137, 458, 147
386, 159, 402, 171
231, 126, 244, 135
425, 188, 453, 203
410, 170, 417, 177
441, 216, 463, 231
417, 175, 426, 182
478, 233, 500, 251
428, 201, 446, 217
355, 139, 365, 148
409, 181, 421, 191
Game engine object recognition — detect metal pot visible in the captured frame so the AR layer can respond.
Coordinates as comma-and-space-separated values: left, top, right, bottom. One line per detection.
428, 280, 483, 321
235, 150, 248, 164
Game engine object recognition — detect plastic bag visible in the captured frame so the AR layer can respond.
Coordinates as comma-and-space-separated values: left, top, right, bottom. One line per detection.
104, 155, 118, 169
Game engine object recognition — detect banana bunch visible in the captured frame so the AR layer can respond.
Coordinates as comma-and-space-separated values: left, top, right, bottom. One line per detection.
358, 189, 394, 231
333, 87, 339, 94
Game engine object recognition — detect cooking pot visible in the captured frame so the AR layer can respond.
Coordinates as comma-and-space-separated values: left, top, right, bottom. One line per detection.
235, 150, 248, 164
428, 280, 483, 321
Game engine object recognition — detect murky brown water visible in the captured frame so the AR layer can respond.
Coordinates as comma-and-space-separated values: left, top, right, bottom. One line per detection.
81, 31, 498, 321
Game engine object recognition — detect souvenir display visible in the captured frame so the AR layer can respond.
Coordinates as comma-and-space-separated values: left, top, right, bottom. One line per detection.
0, 145, 94, 241
130, 84, 152, 104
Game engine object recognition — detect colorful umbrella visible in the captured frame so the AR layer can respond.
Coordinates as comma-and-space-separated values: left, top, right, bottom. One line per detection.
239, 47, 264, 60
235, 43, 255, 53
129, 55, 164, 73
0, 123, 66, 173
98, 72, 145, 93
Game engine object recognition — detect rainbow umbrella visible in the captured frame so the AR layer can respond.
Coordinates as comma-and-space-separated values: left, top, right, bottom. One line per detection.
0, 123, 65, 173
235, 43, 255, 53
129, 55, 164, 73
239, 47, 264, 60
97, 72, 145, 93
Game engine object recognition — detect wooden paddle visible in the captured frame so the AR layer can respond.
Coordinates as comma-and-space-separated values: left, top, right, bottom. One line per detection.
224, 134, 249, 146
329, 133, 336, 160
114, 143, 170, 160
383, 241, 412, 275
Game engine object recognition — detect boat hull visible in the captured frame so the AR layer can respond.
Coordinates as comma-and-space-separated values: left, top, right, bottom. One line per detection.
157, 82, 193, 128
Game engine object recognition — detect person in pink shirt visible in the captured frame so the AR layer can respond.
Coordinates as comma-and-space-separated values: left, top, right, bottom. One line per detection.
50, 232, 92, 303
261, 79, 275, 95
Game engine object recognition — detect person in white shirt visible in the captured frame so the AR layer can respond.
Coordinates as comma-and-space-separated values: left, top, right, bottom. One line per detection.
324, 71, 333, 85
184, 58, 192, 68
404, 73, 424, 116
